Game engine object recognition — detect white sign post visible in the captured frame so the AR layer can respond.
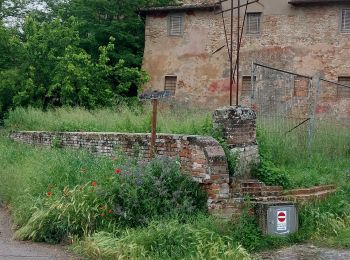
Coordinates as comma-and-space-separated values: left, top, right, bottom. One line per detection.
277, 211, 287, 231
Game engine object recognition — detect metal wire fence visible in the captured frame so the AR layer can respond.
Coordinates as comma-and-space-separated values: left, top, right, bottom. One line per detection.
250, 62, 350, 158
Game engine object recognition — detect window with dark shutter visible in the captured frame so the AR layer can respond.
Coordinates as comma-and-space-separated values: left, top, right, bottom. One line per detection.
338, 77, 350, 98
246, 13, 261, 34
164, 76, 177, 95
293, 76, 309, 97
241, 76, 254, 96
341, 9, 350, 33
168, 15, 184, 36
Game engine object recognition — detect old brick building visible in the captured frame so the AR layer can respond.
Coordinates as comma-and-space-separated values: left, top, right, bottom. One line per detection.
140, 0, 350, 113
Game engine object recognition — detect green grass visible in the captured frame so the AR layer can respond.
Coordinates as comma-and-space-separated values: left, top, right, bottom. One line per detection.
73, 217, 251, 260
1, 106, 350, 257
4, 105, 213, 135
256, 119, 350, 189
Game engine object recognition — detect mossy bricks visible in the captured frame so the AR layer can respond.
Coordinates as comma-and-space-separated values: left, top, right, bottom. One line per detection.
213, 106, 257, 148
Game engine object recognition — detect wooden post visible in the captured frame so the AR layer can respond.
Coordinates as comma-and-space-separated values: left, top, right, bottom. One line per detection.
139, 90, 171, 159
151, 99, 158, 158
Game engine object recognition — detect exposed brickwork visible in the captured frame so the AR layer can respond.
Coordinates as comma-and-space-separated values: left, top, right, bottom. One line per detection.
213, 106, 257, 148
9, 131, 229, 209
213, 106, 260, 179
231, 179, 337, 203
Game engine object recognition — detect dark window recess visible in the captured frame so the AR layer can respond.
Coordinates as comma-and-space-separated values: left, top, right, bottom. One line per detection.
338, 77, 350, 98
341, 9, 350, 33
241, 76, 254, 96
168, 15, 184, 36
164, 76, 177, 95
246, 13, 262, 34
293, 76, 309, 97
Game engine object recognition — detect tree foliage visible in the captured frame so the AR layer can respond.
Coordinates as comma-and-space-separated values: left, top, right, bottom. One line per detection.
0, 0, 175, 119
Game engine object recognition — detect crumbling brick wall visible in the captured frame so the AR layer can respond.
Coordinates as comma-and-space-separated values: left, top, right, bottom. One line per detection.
9, 131, 230, 209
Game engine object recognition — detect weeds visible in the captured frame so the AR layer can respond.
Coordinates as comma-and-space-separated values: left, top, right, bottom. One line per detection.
4, 106, 212, 135
74, 217, 251, 260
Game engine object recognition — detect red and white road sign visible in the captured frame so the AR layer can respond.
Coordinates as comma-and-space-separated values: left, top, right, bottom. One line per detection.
278, 211, 286, 222
277, 211, 287, 231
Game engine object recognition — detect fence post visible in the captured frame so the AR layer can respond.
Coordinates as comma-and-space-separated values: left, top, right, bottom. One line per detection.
251, 61, 256, 101
308, 75, 320, 153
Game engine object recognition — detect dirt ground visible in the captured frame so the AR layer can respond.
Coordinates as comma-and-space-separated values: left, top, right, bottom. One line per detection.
0, 205, 81, 260
257, 244, 350, 260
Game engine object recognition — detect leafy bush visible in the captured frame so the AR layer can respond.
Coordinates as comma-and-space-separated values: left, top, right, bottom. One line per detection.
252, 159, 291, 189
0, 136, 207, 243
111, 157, 208, 227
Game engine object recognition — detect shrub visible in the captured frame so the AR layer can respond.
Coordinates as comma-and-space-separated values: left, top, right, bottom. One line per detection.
252, 159, 291, 189
2, 137, 208, 243
111, 157, 208, 227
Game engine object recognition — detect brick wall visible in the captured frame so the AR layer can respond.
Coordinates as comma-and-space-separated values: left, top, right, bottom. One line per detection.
9, 131, 230, 209
213, 106, 260, 179
10, 107, 261, 215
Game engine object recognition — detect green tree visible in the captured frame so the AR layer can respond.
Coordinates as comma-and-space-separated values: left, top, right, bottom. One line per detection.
13, 17, 148, 109
45, 0, 175, 67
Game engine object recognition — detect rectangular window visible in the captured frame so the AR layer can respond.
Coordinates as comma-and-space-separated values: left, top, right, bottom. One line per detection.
168, 14, 184, 36
341, 9, 350, 33
293, 76, 309, 97
246, 13, 261, 34
241, 76, 254, 96
164, 76, 177, 95
337, 77, 350, 98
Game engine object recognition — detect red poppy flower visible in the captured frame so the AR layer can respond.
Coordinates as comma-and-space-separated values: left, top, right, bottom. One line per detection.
114, 168, 122, 174
91, 181, 97, 187
47, 191, 52, 197
108, 209, 113, 214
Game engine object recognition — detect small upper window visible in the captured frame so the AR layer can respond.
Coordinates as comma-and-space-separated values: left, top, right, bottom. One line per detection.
246, 13, 262, 34
241, 76, 255, 96
293, 76, 309, 97
341, 9, 350, 33
168, 14, 184, 36
164, 75, 177, 95
337, 77, 350, 98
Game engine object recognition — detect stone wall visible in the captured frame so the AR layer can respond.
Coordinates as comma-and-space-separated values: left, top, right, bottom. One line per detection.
213, 106, 260, 179
9, 131, 230, 209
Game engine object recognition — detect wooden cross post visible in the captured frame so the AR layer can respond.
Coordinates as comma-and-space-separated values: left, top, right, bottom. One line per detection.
139, 90, 172, 158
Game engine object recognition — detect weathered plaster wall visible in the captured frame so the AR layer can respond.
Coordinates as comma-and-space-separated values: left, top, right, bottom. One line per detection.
142, 2, 350, 116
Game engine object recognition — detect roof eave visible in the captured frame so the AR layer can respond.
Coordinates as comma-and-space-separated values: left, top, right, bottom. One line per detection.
138, 4, 219, 16
289, 0, 350, 5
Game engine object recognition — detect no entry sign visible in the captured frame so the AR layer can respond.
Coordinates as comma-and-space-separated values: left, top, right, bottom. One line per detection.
277, 211, 287, 231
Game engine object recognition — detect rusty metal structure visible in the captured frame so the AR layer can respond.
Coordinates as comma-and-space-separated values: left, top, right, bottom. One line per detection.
215, 0, 259, 106
139, 90, 172, 158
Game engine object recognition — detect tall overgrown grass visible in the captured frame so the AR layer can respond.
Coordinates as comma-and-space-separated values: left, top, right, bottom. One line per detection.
1, 106, 350, 257
5, 105, 213, 135
254, 118, 350, 189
